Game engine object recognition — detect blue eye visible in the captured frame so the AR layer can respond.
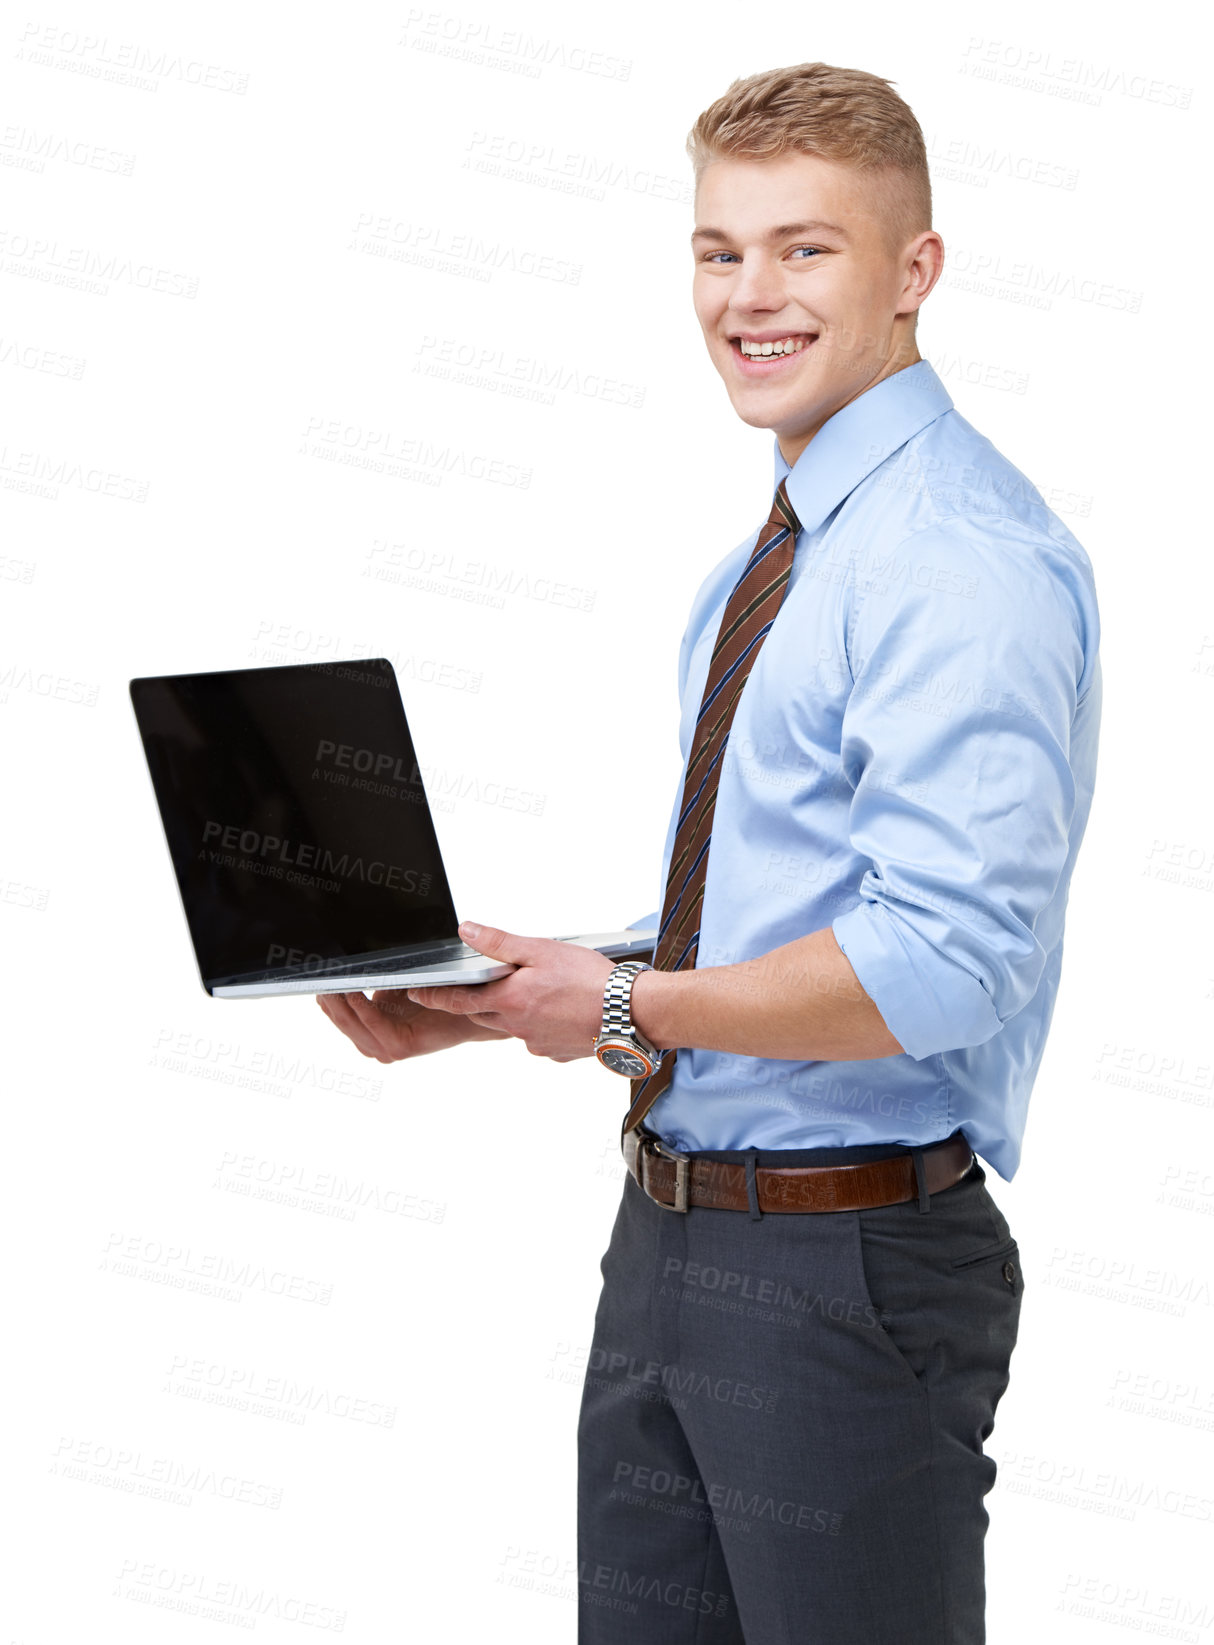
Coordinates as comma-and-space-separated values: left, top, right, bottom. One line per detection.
701, 246, 823, 264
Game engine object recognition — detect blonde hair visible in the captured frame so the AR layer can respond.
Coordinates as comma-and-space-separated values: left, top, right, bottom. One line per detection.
686, 62, 932, 258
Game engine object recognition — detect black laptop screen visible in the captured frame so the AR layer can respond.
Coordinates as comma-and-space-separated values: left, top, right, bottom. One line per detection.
130, 659, 459, 987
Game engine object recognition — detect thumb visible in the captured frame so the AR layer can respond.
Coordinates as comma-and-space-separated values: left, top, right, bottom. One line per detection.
458, 920, 540, 966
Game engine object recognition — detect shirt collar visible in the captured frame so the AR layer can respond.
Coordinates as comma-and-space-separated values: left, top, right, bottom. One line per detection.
773, 358, 954, 536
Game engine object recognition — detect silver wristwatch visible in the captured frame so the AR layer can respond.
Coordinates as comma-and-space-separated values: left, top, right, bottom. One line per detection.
593, 961, 665, 1078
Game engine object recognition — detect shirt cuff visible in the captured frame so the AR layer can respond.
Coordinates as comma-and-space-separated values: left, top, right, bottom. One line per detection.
831, 901, 1003, 1061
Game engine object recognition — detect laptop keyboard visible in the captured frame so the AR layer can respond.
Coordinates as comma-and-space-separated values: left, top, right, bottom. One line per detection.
318, 940, 477, 977
221, 939, 479, 988
301, 940, 473, 973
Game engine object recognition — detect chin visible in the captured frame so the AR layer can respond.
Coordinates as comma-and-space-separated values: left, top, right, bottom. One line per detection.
729, 402, 783, 432
726, 387, 805, 424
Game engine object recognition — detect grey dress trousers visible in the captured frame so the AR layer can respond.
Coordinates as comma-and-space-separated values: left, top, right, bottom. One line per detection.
576, 1132, 1023, 1644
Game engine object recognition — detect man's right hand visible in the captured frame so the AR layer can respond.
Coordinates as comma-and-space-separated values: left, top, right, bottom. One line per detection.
316, 988, 513, 1063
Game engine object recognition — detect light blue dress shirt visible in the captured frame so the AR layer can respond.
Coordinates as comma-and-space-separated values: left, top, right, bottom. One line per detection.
628, 358, 1101, 1181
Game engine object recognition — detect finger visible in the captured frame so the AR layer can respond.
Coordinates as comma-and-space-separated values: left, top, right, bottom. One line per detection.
320, 991, 390, 1059
321, 991, 395, 1061
407, 984, 481, 1015
415, 969, 521, 1013
342, 989, 415, 1055
460, 975, 516, 1010
318, 989, 363, 1034
458, 922, 545, 968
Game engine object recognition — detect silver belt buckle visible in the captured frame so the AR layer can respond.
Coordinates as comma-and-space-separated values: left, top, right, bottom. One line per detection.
645, 1136, 690, 1213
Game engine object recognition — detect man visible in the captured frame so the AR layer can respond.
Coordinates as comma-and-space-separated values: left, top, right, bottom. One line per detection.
319, 62, 1101, 1645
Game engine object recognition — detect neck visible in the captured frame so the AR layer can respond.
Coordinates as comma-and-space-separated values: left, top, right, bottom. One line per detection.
777, 340, 922, 469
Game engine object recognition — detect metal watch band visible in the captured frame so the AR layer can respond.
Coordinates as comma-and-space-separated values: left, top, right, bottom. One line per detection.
600, 961, 654, 1040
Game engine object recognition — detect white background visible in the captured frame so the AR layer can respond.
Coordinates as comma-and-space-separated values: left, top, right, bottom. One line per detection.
2, 2, 1210, 1640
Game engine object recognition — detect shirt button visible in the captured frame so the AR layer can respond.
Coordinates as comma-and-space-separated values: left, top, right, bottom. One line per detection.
1002, 1260, 1016, 1285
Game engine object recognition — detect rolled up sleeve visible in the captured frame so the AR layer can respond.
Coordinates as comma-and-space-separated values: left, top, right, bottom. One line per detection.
830, 520, 1089, 1061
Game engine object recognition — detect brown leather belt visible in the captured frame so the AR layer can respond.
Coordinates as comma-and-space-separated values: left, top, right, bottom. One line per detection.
622, 1128, 975, 1214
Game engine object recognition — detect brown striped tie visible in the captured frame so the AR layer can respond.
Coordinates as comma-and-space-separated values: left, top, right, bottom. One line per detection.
622, 478, 801, 1141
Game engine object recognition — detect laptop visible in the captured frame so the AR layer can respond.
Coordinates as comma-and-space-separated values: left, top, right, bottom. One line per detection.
129, 657, 656, 998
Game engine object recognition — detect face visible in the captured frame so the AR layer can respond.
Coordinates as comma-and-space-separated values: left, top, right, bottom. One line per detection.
691, 152, 943, 467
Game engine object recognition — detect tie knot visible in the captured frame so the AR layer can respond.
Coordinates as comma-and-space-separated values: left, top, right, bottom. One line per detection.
765, 478, 800, 540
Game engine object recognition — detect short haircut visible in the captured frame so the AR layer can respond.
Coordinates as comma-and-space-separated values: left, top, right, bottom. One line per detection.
686, 62, 933, 260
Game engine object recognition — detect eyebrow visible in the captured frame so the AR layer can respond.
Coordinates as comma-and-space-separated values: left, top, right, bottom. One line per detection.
690, 220, 851, 246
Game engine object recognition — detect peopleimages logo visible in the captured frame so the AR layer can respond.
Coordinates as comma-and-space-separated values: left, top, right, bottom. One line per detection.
314, 738, 420, 784
200, 821, 430, 893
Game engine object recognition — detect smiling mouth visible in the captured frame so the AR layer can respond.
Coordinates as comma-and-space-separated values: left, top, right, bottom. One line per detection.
730, 335, 818, 367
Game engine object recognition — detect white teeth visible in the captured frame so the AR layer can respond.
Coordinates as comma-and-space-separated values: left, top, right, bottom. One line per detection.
737, 336, 808, 357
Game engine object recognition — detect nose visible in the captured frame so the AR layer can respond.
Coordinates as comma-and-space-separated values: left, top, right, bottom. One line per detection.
729, 251, 787, 313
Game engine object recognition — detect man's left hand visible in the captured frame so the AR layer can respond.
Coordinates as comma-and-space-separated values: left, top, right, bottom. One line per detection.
405, 921, 616, 1063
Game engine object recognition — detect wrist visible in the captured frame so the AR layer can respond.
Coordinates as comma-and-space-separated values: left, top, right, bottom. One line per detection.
628, 965, 677, 1051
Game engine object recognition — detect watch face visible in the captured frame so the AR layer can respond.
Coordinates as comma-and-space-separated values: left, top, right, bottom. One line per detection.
598, 1043, 651, 1078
